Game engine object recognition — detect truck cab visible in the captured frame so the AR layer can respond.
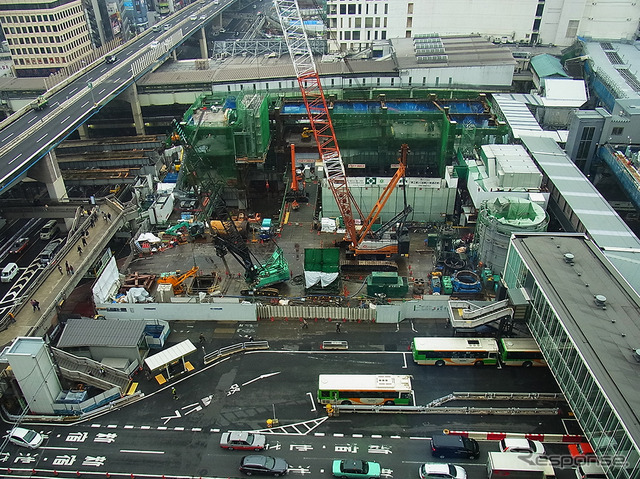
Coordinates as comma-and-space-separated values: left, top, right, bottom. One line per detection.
30, 96, 48, 111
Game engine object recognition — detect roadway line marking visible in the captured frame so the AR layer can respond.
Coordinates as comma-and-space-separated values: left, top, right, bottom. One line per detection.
174, 427, 184, 431
157, 426, 167, 430
333, 433, 344, 437
390, 436, 401, 439
42, 446, 79, 451
352, 434, 363, 438
242, 371, 281, 386
37, 133, 48, 142
3, 132, 14, 141
120, 449, 165, 455
28, 116, 37, 124
409, 437, 430, 440
212, 428, 220, 432
372, 435, 382, 438
107, 424, 117, 428
192, 428, 202, 432
402, 352, 407, 369
61, 115, 70, 123
141, 425, 151, 429
314, 433, 325, 437
306, 392, 316, 412
81, 101, 89, 108
98, 88, 106, 95
124, 425, 134, 429
9, 153, 22, 165
182, 402, 199, 409
91, 424, 101, 428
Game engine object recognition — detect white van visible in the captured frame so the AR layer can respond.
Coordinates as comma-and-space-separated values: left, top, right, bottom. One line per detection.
40, 220, 59, 240
1, 263, 19, 283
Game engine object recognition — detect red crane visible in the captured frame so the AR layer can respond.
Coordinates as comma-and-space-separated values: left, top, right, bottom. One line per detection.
274, 0, 411, 257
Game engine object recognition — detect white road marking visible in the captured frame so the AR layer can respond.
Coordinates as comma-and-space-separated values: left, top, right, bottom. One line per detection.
182, 402, 199, 409
402, 352, 407, 369
2, 132, 14, 141
372, 435, 382, 438
37, 133, 48, 142
107, 425, 117, 428
61, 116, 70, 123
390, 436, 401, 439
9, 153, 22, 165
333, 433, 344, 437
41, 446, 78, 451
242, 371, 281, 386
352, 434, 363, 438
306, 392, 316, 412
81, 101, 89, 108
124, 425, 134, 429
158, 426, 167, 430
141, 425, 151, 429
91, 424, 101, 428
28, 116, 37, 124
120, 449, 165, 455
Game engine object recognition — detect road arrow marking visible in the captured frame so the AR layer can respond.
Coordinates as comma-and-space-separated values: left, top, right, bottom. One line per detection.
161, 410, 181, 424
242, 371, 281, 386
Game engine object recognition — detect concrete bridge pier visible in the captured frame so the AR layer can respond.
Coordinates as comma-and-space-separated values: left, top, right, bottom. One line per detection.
123, 83, 145, 136
77, 123, 89, 140
28, 150, 73, 230
199, 27, 208, 60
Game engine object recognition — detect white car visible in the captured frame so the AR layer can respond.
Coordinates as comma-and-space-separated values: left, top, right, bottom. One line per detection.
199, 14, 206, 20
499, 438, 545, 455
419, 463, 467, 479
149, 40, 159, 49
190, 14, 198, 20
7, 427, 43, 449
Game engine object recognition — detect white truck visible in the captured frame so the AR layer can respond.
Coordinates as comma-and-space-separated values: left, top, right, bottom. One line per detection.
487, 452, 555, 479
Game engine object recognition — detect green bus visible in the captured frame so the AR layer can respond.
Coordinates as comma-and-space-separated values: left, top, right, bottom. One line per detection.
318, 374, 413, 405
498, 337, 547, 367
412, 337, 499, 366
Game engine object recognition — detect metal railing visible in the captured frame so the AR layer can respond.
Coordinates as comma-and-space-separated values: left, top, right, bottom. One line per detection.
204, 340, 269, 364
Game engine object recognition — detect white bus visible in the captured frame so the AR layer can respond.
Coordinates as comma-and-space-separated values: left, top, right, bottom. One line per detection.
317, 374, 413, 405
412, 337, 499, 366
498, 337, 547, 367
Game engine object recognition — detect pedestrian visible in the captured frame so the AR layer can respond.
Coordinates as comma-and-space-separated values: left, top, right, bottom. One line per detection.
69, 265, 75, 275
102, 212, 107, 221
247, 335, 254, 342
107, 212, 112, 222
7, 312, 16, 323
302, 318, 308, 329
99, 367, 106, 376
57, 264, 63, 275
336, 322, 341, 333
171, 387, 178, 400
199, 333, 205, 344
82, 237, 87, 247
77, 245, 82, 256
31, 299, 40, 311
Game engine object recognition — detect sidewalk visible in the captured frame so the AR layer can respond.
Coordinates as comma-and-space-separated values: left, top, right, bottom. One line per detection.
0, 201, 122, 348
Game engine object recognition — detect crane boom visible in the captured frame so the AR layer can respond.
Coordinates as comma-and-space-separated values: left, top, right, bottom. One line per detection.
273, 0, 359, 246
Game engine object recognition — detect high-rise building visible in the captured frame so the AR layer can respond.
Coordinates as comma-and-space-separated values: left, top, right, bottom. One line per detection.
325, 0, 640, 53
0, 0, 94, 77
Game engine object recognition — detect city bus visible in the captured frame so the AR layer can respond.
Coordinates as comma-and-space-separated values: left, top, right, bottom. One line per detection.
498, 337, 547, 367
411, 337, 499, 366
317, 374, 414, 405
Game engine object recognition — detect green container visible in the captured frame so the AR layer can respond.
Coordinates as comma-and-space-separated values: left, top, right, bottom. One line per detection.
367, 274, 409, 298
370, 271, 399, 285
442, 276, 453, 295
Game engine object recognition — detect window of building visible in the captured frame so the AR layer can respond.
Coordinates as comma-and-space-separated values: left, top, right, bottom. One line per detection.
390, 78, 394, 86
353, 31, 360, 40
566, 20, 579, 38
365, 17, 373, 28
406, 17, 412, 28
348, 4, 355, 14
533, 19, 541, 31
612, 127, 624, 136
381, 31, 386, 39
535, 3, 544, 16
340, 4, 346, 14
355, 18, 361, 28
405, 30, 411, 38
367, 31, 371, 40
408, 77, 412, 86
375, 17, 380, 27
576, 126, 595, 159
358, 4, 362, 14
435, 77, 439, 86
408, 2, 414, 14
374, 31, 378, 40
374, 4, 377, 14
344, 31, 351, 40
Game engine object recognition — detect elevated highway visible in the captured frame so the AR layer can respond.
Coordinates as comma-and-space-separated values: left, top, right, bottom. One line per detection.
0, 0, 236, 197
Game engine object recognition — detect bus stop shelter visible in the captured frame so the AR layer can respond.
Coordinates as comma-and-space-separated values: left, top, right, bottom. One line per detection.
145, 339, 197, 384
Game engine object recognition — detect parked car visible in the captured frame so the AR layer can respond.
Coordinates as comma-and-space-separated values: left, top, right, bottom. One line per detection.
220, 431, 266, 451
430, 434, 479, 459
499, 438, 545, 455
419, 463, 467, 479
239, 455, 288, 476
568, 442, 595, 460
7, 427, 43, 449
9, 237, 29, 254
332, 459, 381, 479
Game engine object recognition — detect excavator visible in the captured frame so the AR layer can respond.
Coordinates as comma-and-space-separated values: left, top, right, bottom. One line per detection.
274, 0, 412, 262
157, 266, 199, 295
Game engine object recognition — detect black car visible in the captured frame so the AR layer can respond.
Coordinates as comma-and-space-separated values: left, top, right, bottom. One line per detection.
240, 455, 289, 476
105, 54, 117, 64
430, 434, 479, 459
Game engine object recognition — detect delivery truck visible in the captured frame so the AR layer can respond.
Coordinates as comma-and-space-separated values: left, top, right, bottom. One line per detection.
487, 452, 555, 479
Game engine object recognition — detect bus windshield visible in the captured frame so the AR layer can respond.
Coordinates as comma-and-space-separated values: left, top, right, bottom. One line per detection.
317, 374, 413, 406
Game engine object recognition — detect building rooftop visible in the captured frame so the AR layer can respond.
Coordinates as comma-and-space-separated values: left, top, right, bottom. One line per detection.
519, 135, 640, 294
511, 233, 640, 447
530, 53, 569, 79
582, 40, 640, 101
57, 318, 147, 348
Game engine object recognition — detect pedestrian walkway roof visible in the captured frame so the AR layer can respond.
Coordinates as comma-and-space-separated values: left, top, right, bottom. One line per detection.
57, 318, 146, 348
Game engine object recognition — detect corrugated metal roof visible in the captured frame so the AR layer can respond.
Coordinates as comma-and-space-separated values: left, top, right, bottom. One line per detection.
492, 94, 543, 136
530, 54, 569, 79
520, 135, 640, 295
57, 318, 147, 348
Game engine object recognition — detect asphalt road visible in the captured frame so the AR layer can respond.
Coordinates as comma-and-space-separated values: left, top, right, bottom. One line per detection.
0, 350, 578, 478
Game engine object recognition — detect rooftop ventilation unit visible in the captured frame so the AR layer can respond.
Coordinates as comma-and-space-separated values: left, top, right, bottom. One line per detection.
594, 294, 607, 308
633, 349, 640, 363
416, 54, 448, 64
563, 253, 575, 264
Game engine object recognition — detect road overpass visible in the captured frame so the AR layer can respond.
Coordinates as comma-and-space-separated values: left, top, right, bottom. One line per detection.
0, 0, 236, 198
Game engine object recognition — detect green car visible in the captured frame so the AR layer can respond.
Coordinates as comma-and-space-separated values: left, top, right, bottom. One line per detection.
332, 459, 381, 479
